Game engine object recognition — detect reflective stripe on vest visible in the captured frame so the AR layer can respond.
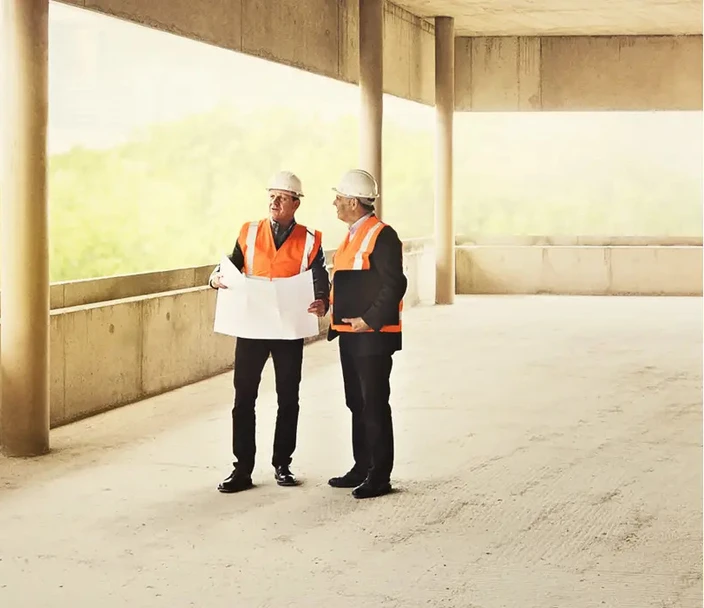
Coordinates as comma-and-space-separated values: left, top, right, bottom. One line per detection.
240, 220, 320, 279
352, 221, 384, 270
301, 229, 316, 274
244, 221, 259, 275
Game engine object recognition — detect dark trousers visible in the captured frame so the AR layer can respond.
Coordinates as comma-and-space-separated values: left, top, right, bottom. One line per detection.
231, 337, 304, 476
339, 344, 395, 484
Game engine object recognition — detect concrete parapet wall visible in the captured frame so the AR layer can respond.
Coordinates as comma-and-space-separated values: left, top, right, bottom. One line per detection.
47, 287, 235, 427
5, 239, 434, 428
400, 237, 436, 305
47, 265, 214, 310
455, 235, 704, 248
3, 236, 696, 429
456, 243, 703, 296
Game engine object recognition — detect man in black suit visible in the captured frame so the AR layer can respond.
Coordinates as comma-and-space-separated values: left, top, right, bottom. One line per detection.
326, 169, 407, 499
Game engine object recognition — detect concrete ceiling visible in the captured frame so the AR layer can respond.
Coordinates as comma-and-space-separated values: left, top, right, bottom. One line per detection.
392, 0, 703, 36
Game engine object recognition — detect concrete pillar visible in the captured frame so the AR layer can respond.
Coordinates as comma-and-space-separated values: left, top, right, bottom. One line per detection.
359, 0, 383, 218
0, 0, 50, 456
434, 17, 455, 305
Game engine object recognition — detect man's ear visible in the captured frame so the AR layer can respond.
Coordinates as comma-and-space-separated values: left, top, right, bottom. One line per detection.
293, 199, 301, 212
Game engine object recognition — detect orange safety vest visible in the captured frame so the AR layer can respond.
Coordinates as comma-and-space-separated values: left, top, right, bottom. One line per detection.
238, 219, 322, 278
330, 215, 402, 333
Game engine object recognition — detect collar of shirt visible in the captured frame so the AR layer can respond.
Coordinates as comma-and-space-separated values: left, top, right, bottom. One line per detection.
270, 218, 296, 249
348, 212, 373, 239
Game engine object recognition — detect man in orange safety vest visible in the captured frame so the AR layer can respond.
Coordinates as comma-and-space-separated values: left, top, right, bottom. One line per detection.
209, 171, 330, 493
326, 169, 407, 499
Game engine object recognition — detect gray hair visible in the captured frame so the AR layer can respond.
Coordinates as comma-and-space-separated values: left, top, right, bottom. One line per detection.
356, 198, 375, 212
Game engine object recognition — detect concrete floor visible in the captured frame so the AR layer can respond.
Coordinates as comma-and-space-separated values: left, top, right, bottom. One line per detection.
0, 296, 701, 608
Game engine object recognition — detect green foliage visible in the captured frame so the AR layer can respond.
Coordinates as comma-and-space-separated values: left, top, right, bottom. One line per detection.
47, 105, 433, 281
46, 106, 702, 282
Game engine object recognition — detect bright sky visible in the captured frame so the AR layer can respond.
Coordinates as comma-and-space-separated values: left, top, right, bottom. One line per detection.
43, 0, 702, 182
48, 1, 431, 154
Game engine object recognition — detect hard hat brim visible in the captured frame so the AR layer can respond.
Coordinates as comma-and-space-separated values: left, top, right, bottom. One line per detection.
332, 187, 377, 201
267, 188, 304, 197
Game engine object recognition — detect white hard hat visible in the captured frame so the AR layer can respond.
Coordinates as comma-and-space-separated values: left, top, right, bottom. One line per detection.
267, 170, 304, 197
333, 169, 379, 201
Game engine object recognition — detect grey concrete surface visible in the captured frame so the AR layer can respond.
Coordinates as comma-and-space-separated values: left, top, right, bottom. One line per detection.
57, 0, 437, 105
56, 0, 702, 111
455, 245, 704, 296
1, 239, 432, 429
394, 0, 702, 36
454, 35, 703, 111
0, 296, 701, 607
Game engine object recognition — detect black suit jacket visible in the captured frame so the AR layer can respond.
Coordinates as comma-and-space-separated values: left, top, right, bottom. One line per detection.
327, 223, 408, 356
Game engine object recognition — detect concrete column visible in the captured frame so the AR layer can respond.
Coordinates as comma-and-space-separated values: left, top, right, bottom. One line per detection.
0, 0, 50, 456
359, 0, 383, 218
434, 17, 455, 305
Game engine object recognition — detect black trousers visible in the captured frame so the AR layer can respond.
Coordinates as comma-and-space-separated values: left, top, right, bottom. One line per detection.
339, 344, 395, 484
231, 337, 304, 476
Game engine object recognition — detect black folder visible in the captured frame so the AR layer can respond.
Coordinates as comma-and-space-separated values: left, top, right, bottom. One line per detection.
332, 269, 400, 327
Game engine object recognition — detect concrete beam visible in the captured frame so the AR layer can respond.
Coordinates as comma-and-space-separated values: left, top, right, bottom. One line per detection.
455, 35, 703, 111
383, 3, 435, 104
58, 0, 437, 106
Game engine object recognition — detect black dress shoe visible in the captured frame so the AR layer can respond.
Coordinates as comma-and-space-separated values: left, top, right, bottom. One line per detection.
217, 470, 253, 493
352, 479, 392, 499
274, 465, 298, 486
328, 470, 366, 488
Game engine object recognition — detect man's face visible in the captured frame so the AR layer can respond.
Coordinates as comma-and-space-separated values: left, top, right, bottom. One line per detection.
333, 194, 357, 223
269, 189, 299, 225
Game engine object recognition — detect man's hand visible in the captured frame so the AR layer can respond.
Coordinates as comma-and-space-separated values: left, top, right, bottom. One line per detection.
210, 273, 228, 289
307, 299, 326, 317
341, 317, 370, 332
